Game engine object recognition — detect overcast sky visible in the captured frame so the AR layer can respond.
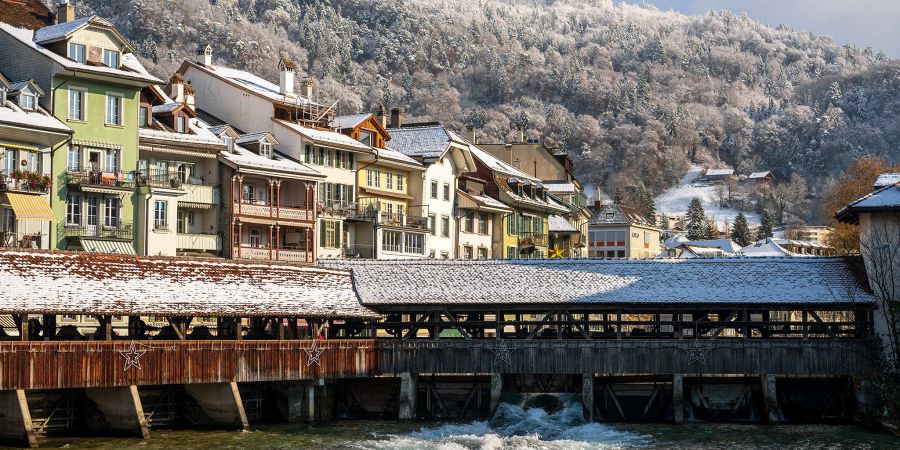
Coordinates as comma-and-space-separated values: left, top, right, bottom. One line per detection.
622, 0, 900, 57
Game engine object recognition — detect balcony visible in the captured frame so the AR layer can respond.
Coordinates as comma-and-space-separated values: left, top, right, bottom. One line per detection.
182, 184, 220, 205
234, 197, 313, 224
235, 245, 312, 263
0, 172, 50, 194
177, 233, 221, 252
66, 168, 136, 191
140, 169, 182, 189
62, 221, 134, 240
377, 213, 429, 230
0, 231, 43, 249
519, 232, 548, 247
342, 243, 375, 259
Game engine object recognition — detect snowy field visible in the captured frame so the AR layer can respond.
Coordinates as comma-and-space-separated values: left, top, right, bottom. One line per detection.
656, 167, 760, 230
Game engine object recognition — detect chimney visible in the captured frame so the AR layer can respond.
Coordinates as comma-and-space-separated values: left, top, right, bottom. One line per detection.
377, 105, 387, 128
465, 125, 476, 144
56, 0, 75, 24
278, 58, 295, 97
300, 78, 313, 99
517, 125, 526, 143
168, 73, 185, 103
389, 107, 403, 128
197, 44, 212, 67
184, 82, 196, 109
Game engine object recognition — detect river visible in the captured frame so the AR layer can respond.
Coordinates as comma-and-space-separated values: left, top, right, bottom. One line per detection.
19, 396, 900, 449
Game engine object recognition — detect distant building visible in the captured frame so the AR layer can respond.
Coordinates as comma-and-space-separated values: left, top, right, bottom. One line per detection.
588, 203, 660, 259
703, 168, 734, 184
738, 238, 832, 257
791, 225, 833, 245
747, 171, 775, 186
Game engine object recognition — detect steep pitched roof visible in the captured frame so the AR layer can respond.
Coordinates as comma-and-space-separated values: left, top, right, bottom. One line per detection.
0, 250, 375, 318
274, 119, 372, 153
330, 113, 371, 130
548, 215, 578, 232
836, 180, 900, 223
874, 173, 900, 189
387, 124, 455, 158
590, 204, 656, 228
33, 16, 134, 52
323, 258, 875, 307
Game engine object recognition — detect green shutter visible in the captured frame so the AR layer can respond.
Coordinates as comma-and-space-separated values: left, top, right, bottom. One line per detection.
348, 153, 354, 169
320, 221, 327, 247
336, 221, 343, 247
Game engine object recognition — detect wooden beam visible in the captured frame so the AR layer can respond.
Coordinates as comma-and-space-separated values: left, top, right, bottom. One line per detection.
440, 310, 472, 340
526, 311, 556, 340
563, 310, 591, 340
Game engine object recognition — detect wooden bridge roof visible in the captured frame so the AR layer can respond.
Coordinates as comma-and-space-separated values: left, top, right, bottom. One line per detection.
0, 250, 376, 319
325, 257, 876, 308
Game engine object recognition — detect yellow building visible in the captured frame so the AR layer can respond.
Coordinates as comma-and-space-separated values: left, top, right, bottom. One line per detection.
588, 203, 661, 259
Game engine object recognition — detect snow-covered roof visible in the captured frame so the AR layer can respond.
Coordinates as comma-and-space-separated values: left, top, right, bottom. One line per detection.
874, 173, 900, 189
219, 145, 322, 179
705, 168, 734, 177
738, 240, 792, 257
0, 23, 160, 84
545, 182, 576, 193
590, 204, 655, 228
323, 258, 875, 306
387, 124, 464, 159
275, 119, 372, 152
0, 98, 70, 134
469, 143, 535, 180
548, 215, 578, 232
748, 171, 773, 179
198, 63, 313, 106
457, 190, 512, 212
151, 102, 183, 114
330, 113, 371, 130
679, 239, 742, 254
33, 16, 97, 44
139, 123, 224, 147
0, 250, 375, 318
235, 131, 275, 145
374, 147, 422, 168
838, 181, 900, 221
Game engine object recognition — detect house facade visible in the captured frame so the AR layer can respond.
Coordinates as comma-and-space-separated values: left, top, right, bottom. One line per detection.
0, 72, 72, 249
0, 14, 161, 254
588, 203, 661, 259
456, 175, 510, 259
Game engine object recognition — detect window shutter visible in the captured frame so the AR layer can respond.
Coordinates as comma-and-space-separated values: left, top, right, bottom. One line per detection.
336, 221, 343, 247
348, 153, 354, 169
320, 221, 327, 247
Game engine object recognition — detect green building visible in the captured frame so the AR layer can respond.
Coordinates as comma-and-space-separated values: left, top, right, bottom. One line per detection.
0, 12, 160, 253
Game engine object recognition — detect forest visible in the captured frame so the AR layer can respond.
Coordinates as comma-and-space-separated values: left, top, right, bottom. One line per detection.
68, 0, 900, 221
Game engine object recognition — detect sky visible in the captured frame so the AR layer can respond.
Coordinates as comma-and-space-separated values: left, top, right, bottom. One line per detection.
622, 0, 900, 57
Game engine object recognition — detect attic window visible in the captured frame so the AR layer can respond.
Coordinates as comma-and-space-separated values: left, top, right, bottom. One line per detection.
102, 49, 120, 69
260, 142, 273, 159
176, 116, 186, 133
359, 130, 373, 146
68, 43, 86, 64
19, 93, 35, 110
223, 136, 235, 153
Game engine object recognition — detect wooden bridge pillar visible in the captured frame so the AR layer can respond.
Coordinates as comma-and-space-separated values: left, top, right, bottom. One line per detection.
0, 390, 35, 448
490, 373, 503, 417
582, 374, 594, 422
672, 374, 684, 424
761, 375, 784, 423
183, 382, 249, 430
398, 372, 418, 420
84, 386, 149, 438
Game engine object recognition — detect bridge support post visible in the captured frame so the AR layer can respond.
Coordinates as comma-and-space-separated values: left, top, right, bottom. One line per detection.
305, 379, 326, 423
273, 382, 305, 423
582, 374, 594, 422
672, 374, 684, 424
183, 382, 249, 430
761, 375, 783, 423
0, 390, 35, 448
84, 385, 149, 438
490, 373, 503, 417
399, 372, 418, 420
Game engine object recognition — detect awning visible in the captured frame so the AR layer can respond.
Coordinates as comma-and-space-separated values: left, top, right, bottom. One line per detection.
6, 193, 54, 220
77, 238, 136, 255
359, 187, 414, 200
0, 142, 40, 152
179, 201, 213, 210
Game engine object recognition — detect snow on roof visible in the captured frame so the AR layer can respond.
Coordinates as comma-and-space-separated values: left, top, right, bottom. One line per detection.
274, 119, 372, 152
458, 190, 512, 212
680, 239, 742, 254
235, 131, 273, 145
545, 182, 576, 193
874, 173, 900, 188
843, 183, 900, 211
151, 102, 183, 114
468, 143, 535, 180
590, 204, 655, 228
748, 171, 773, 179
0, 250, 375, 318
375, 147, 422, 168
387, 124, 453, 158
139, 123, 224, 147
0, 23, 161, 84
220, 144, 322, 179
32, 16, 97, 44
202, 64, 312, 105
323, 258, 875, 306
738, 240, 793, 257
0, 98, 70, 133
330, 113, 371, 130
548, 215, 578, 232
664, 235, 689, 249
705, 168, 734, 177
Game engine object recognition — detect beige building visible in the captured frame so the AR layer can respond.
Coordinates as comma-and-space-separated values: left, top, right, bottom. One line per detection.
588, 203, 661, 259
791, 225, 833, 244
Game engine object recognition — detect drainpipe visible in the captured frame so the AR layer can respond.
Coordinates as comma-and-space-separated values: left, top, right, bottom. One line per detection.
143, 189, 153, 256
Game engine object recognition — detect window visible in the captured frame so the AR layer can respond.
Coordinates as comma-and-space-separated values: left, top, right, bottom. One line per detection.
86, 197, 98, 226
507, 246, 518, 259
323, 148, 332, 166
154, 201, 167, 229
1, 208, 15, 232
176, 115, 186, 133
464, 214, 474, 233
429, 213, 436, 236
24, 151, 38, 173
68, 43, 86, 63
102, 49, 119, 68
478, 247, 489, 259
259, 142, 272, 158
385, 203, 393, 216
105, 94, 122, 125
66, 145, 80, 171
177, 210, 193, 233
359, 130, 373, 146
305, 145, 315, 164
443, 183, 450, 201
65, 194, 81, 225
463, 245, 473, 259
3, 148, 14, 174
320, 220, 341, 248
386, 172, 394, 190
176, 163, 191, 182
105, 150, 118, 172
104, 197, 120, 227
478, 213, 488, 235
68, 89, 85, 121
249, 229, 262, 247
373, 169, 381, 188
507, 213, 516, 235
397, 174, 404, 192
405, 233, 424, 254
138, 107, 148, 127
19, 93, 35, 110
398, 204, 404, 217
430, 180, 438, 199
382, 230, 401, 252
605, 212, 615, 220
441, 216, 450, 237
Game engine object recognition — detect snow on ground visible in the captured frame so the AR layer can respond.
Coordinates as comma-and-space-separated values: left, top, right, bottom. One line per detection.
656, 166, 760, 230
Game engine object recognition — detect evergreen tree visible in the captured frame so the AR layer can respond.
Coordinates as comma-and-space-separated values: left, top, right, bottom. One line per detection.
757, 210, 775, 240
657, 213, 669, 231
636, 184, 656, 223
686, 197, 706, 240
704, 220, 719, 239
731, 212, 752, 246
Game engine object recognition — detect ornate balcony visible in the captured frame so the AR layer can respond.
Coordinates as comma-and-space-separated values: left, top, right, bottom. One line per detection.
66, 167, 136, 191
0, 172, 50, 194
234, 198, 313, 224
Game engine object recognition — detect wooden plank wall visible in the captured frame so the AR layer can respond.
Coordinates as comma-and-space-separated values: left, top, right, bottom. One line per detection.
0, 340, 377, 390
378, 339, 875, 376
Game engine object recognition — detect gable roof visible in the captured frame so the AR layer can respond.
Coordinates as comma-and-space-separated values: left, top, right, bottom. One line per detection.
0, 250, 374, 318
235, 131, 278, 145
874, 173, 900, 189
330, 113, 371, 130
677, 239, 742, 254
836, 180, 900, 223
274, 119, 372, 153
387, 124, 458, 159
8, 79, 44, 96
748, 171, 774, 179
548, 214, 578, 232
323, 258, 875, 307
706, 168, 734, 177
590, 204, 656, 228
468, 142, 535, 180
33, 16, 134, 52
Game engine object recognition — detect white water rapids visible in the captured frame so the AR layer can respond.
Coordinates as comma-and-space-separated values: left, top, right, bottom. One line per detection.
356, 394, 650, 450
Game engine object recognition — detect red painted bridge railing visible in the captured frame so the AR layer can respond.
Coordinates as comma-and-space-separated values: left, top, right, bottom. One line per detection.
0, 340, 377, 390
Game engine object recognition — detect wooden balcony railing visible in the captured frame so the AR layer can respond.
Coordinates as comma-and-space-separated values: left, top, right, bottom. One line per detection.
235, 245, 312, 262
234, 201, 313, 223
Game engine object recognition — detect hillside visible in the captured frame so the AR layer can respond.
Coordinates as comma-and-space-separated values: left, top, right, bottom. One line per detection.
64, 0, 900, 222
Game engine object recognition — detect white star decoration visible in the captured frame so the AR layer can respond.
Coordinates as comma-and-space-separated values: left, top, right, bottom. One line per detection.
685, 338, 707, 367
304, 342, 325, 366
490, 339, 516, 366
120, 342, 147, 372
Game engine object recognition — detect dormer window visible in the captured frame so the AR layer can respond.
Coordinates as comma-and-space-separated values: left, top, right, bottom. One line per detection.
176, 116, 186, 133
259, 142, 273, 159
605, 212, 615, 220
68, 43, 86, 64
19, 93, 36, 110
223, 136, 235, 153
359, 130, 373, 146
102, 49, 120, 69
